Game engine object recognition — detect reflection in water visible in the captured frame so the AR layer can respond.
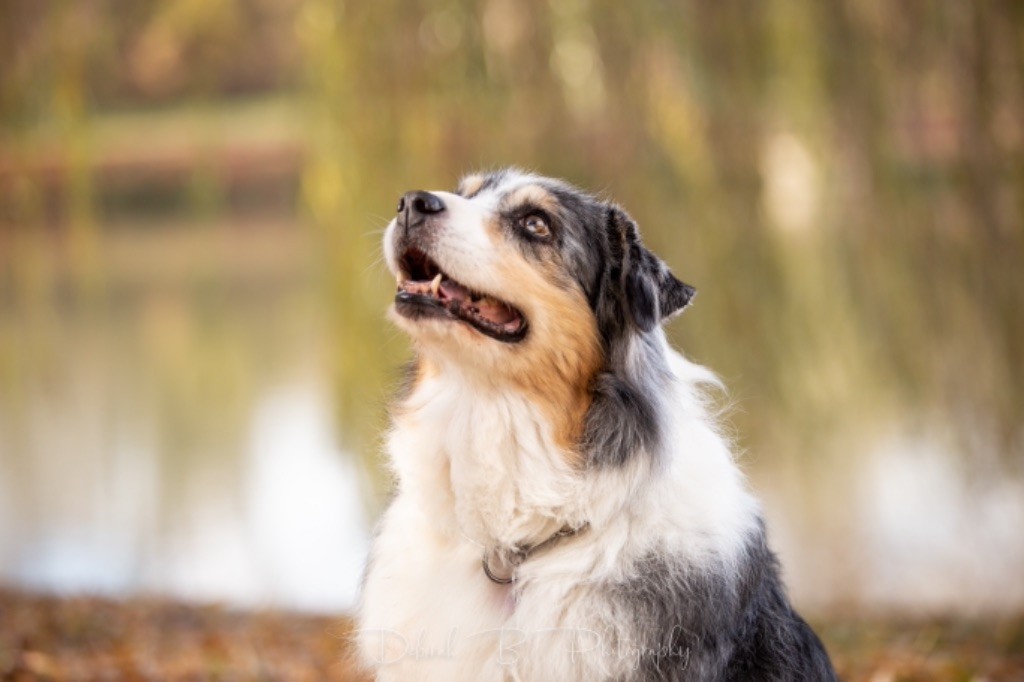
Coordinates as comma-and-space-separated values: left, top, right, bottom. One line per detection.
6, 358, 1024, 614
856, 435, 1024, 611
0, 223, 374, 613
1, 374, 368, 613
760, 429, 1024, 614
0, 223, 1021, 615
243, 383, 369, 610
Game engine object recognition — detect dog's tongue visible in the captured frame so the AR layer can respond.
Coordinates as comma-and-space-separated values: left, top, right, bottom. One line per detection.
476, 297, 518, 325
440, 279, 471, 302
440, 279, 518, 326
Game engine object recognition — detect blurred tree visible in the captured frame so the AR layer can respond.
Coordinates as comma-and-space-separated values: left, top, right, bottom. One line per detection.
0, 0, 1021, 489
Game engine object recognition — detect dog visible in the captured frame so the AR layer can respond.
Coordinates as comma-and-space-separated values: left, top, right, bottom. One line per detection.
356, 169, 837, 681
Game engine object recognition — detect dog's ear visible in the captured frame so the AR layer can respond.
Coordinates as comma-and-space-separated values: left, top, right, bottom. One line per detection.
608, 206, 696, 333
582, 206, 693, 466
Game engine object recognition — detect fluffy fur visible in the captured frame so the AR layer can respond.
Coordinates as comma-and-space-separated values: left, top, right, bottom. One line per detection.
356, 169, 837, 681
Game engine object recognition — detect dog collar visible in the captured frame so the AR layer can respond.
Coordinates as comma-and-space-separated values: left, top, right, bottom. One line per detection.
481, 522, 590, 585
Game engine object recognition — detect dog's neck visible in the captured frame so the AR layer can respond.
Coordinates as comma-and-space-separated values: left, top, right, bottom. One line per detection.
389, 359, 591, 552
387, 347, 761, 582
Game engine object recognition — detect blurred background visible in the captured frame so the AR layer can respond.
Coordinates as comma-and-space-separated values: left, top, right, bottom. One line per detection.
1, 0, 1022, 624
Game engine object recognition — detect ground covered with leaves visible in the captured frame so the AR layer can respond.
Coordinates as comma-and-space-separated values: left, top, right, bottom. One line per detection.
2, 589, 1022, 680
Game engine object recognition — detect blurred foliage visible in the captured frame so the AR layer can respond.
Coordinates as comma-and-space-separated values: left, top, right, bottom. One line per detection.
1, 0, 1022, 494
0, 589, 368, 681
1, 589, 1023, 681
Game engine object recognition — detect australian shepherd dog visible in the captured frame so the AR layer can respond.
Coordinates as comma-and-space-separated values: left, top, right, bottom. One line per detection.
356, 169, 837, 681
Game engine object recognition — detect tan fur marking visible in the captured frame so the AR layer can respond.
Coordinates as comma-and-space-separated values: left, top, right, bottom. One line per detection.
458, 174, 487, 198
391, 181, 604, 466
482, 212, 504, 242
495, 256, 602, 464
506, 184, 561, 216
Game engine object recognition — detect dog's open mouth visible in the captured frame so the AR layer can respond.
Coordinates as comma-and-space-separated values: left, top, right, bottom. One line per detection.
394, 248, 527, 343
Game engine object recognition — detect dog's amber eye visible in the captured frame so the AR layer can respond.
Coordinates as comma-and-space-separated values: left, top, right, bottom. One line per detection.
523, 214, 551, 238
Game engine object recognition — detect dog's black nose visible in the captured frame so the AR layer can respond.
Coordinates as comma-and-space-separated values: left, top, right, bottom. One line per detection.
397, 190, 445, 216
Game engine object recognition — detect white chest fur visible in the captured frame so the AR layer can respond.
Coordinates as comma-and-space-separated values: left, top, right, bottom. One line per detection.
356, 354, 759, 681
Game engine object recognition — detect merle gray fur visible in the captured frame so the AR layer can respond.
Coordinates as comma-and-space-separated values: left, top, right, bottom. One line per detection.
607, 521, 837, 681
459, 171, 837, 679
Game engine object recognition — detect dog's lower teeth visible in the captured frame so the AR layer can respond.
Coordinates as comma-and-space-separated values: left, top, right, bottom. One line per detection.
430, 274, 442, 296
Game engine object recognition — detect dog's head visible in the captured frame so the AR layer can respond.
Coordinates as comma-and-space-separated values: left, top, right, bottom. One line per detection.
384, 169, 694, 377
384, 169, 695, 456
